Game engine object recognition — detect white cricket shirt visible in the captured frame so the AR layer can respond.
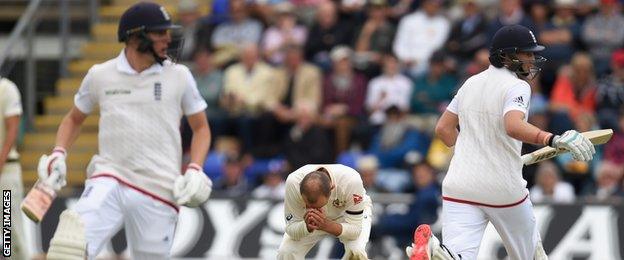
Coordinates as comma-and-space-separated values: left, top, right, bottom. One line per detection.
442, 65, 532, 206
283, 164, 371, 241
0, 78, 22, 160
74, 50, 207, 207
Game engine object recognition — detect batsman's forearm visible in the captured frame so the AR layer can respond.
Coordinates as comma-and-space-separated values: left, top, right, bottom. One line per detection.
437, 127, 458, 147
55, 115, 83, 150
189, 125, 211, 166
506, 120, 551, 145
0, 116, 19, 165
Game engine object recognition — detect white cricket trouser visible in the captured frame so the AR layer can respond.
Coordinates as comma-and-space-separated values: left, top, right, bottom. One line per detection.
277, 202, 373, 260
0, 162, 28, 260
442, 198, 540, 260
73, 177, 178, 260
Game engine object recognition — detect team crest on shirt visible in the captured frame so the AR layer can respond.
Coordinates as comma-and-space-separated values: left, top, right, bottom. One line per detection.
154, 82, 162, 101
352, 194, 363, 205
332, 198, 346, 208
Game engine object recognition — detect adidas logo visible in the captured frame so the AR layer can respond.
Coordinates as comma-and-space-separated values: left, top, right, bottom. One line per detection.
512, 96, 525, 106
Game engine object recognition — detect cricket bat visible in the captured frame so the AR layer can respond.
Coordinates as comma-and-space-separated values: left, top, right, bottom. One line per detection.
521, 129, 614, 165
21, 180, 57, 223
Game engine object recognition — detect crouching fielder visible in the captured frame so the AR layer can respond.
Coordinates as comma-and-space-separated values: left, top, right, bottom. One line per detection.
39, 2, 213, 260
278, 164, 373, 260
406, 25, 595, 260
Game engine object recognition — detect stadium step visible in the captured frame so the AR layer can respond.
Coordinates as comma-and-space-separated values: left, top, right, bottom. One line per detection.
22, 169, 87, 187
20, 151, 94, 172
69, 59, 106, 77
44, 96, 74, 115
33, 115, 99, 132
81, 42, 124, 60
100, 4, 178, 22
92, 23, 118, 42
56, 78, 82, 95
22, 133, 98, 152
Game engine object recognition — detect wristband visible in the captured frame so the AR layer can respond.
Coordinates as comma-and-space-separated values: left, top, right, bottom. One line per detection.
546, 134, 556, 147
52, 146, 67, 156
187, 163, 202, 172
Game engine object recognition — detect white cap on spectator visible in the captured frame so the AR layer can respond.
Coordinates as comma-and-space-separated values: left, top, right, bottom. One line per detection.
330, 45, 353, 62
357, 155, 379, 171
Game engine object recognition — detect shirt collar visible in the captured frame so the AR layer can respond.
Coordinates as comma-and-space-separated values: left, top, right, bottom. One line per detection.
116, 49, 164, 75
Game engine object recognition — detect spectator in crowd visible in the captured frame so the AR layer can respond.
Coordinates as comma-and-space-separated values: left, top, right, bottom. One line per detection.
365, 54, 412, 127
487, 0, 533, 40
356, 155, 386, 194
409, 51, 458, 133
462, 48, 490, 79
596, 49, 624, 131
530, 161, 576, 204
604, 112, 624, 165
192, 48, 226, 138
581, 0, 624, 76
353, 0, 396, 76
369, 106, 430, 169
586, 160, 623, 201
537, 0, 581, 91
252, 171, 286, 199
261, 3, 308, 65
214, 153, 251, 197
549, 52, 597, 134
393, 0, 450, 77
305, 1, 354, 70
222, 44, 278, 152
211, 0, 263, 50
320, 46, 368, 154
176, 0, 203, 61
445, 0, 488, 65
373, 161, 441, 247
272, 44, 323, 124
283, 102, 333, 169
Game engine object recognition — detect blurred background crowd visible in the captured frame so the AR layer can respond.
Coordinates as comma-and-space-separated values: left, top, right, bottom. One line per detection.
167, 0, 624, 245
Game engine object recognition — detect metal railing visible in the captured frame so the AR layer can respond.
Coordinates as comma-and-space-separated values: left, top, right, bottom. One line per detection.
0, 0, 100, 130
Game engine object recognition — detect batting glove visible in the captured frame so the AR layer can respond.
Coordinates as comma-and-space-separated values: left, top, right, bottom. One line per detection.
37, 147, 67, 191
553, 130, 596, 161
173, 163, 212, 207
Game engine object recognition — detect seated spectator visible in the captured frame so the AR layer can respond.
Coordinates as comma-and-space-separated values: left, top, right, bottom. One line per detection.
549, 52, 597, 133
283, 102, 333, 169
192, 48, 227, 138
604, 112, 624, 165
272, 44, 323, 124
222, 44, 279, 153
305, 1, 354, 70
462, 48, 490, 79
353, 0, 396, 76
585, 161, 623, 202
369, 106, 430, 169
373, 161, 441, 247
596, 49, 624, 131
214, 153, 251, 197
409, 51, 458, 133
365, 54, 412, 126
252, 171, 286, 200
530, 161, 576, 204
356, 155, 386, 194
261, 3, 308, 65
320, 46, 368, 154
176, 0, 203, 61
445, 0, 488, 65
581, 0, 624, 76
393, 0, 450, 77
211, 0, 263, 51
487, 0, 533, 41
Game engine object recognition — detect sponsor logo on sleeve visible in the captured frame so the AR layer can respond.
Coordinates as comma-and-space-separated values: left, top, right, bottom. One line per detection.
512, 96, 527, 108
352, 194, 363, 205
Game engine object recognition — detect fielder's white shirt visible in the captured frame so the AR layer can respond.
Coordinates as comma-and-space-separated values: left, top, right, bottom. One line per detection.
443, 65, 531, 206
284, 164, 370, 241
0, 78, 22, 160
74, 50, 207, 206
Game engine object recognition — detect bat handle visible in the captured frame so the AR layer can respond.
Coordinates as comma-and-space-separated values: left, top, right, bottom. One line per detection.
521, 154, 531, 165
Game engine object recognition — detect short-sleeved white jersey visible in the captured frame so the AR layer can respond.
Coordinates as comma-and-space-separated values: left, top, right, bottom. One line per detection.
0, 78, 22, 160
75, 50, 207, 207
442, 65, 531, 206
283, 164, 370, 241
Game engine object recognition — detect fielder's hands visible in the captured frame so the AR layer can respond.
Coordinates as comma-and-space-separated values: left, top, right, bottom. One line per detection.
173, 163, 212, 207
552, 130, 596, 161
37, 147, 67, 191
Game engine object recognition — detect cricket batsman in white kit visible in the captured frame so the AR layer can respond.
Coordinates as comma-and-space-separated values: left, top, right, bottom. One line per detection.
406, 25, 597, 260
38, 2, 213, 259
278, 164, 373, 260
